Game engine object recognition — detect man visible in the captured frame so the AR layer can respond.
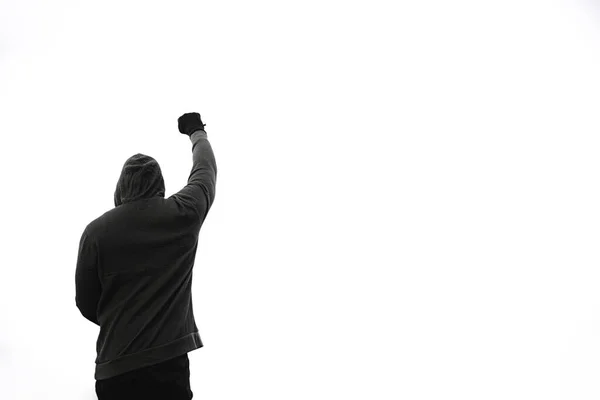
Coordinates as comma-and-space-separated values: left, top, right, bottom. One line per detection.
75, 112, 217, 400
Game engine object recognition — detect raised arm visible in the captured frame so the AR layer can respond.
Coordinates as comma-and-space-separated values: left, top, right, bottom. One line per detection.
171, 112, 217, 222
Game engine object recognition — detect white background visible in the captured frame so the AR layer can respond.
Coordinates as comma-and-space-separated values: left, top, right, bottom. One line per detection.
1, 0, 600, 399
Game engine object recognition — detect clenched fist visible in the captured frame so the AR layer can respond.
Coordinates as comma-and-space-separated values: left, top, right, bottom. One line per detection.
178, 112, 206, 136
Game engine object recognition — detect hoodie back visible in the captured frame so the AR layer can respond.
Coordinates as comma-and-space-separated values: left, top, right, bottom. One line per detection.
75, 130, 217, 381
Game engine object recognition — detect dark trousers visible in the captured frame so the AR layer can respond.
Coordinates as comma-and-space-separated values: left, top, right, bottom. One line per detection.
95, 353, 193, 400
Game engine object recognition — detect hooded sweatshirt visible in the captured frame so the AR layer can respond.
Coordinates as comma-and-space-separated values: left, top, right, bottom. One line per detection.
75, 130, 217, 380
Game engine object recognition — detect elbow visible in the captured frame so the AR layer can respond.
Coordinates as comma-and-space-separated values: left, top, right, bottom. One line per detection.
76, 298, 99, 325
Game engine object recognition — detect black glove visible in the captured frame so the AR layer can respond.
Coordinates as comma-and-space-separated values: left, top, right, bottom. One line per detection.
178, 112, 206, 136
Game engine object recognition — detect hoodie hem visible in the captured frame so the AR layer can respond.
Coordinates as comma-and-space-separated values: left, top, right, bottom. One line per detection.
95, 331, 203, 381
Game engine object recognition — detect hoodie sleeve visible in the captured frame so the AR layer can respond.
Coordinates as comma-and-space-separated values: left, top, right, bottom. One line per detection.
75, 228, 101, 326
171, 129, 217, 221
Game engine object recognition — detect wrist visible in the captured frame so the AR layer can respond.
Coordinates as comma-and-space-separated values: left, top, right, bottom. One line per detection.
190, 130, 207, 140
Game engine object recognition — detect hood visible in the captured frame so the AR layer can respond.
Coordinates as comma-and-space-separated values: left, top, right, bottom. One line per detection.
114, 153, 165, 207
